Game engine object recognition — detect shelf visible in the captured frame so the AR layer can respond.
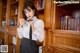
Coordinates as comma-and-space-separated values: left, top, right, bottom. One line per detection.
54, 29, 80, 35
57, 4, 80, 10
11, 14, 18, 17
7, 26, 17, 36
0, 26, 5, 33
37, 8, 44, 11
57, 4, 69, 6
11, 1, 18, 5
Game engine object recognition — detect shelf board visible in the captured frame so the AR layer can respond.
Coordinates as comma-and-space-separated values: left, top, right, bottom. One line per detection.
57, 4, 80, 10
57, 4, 69, 6
37, 8, 44, 11
0, 26, 5, 33
7, 26, 17, 36
54, 29, 80, 35
11, 14, 18, 17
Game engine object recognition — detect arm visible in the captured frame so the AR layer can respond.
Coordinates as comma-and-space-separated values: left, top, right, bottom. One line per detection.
33, 20, 44, 42
17, 26, 23, 38
17, 18, 26, 39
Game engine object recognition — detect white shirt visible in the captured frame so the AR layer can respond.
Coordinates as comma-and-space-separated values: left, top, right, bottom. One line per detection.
17, 16, 44, 42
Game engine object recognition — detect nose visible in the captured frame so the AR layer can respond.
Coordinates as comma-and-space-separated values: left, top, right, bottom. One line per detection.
26, 12, 30, 17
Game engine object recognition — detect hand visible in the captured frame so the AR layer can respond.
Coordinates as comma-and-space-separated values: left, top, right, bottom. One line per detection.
29, 21, 35, 31
29, 21, 34, 27
17, 18, 26, 27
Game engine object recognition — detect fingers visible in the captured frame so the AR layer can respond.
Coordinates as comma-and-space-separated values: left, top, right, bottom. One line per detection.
18, 18, 26, 26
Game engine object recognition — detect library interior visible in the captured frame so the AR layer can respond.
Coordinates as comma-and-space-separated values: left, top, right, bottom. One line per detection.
0, 0, 80, 53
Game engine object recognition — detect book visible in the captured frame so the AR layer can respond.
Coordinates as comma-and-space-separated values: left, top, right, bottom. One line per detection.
9, 19, 15, 26
2, 21, 6, 26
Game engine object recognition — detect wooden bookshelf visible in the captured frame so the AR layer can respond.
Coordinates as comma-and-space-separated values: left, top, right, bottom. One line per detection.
0, 0, 80, 53
50, 0, 80, 53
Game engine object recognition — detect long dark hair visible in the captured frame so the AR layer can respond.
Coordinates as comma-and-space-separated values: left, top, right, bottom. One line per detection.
22, 1, 38, 20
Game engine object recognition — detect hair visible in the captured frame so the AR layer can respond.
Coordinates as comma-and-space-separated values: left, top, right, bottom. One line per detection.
22, 1, 38, 20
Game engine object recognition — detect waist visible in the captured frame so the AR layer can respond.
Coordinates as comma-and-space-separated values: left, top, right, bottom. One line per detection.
23, 36, 37, 41
22, 37, 36, 42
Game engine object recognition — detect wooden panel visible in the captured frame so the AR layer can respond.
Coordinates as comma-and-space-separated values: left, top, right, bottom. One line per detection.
7, 26, 17, 36
0, 32, 4, 39
0, 2, 2, 26
42, 46, 53, 53
55, 29, 80, 35
8, 34, 13, 53
6, 0, 10, 26
53, 47, 73, 53
52, 32, 80, 53
44, 0, 52, 29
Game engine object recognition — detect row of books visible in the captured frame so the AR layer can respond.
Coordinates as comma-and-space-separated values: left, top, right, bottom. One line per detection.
34, 0, 45, 10
60, 15, 80, 31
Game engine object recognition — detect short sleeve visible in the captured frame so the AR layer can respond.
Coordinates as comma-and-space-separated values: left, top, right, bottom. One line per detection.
17, 26, 23, 38
33, 20, 44, 42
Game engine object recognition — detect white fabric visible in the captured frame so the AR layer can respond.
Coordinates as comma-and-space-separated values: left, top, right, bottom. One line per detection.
17, 16, 44, 42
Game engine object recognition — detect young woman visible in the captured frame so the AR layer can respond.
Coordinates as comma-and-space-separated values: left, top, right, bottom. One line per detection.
17, 1, 44, 53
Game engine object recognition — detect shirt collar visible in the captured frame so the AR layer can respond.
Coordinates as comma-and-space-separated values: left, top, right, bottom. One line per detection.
32, 16, 38, 22
27, 16, 38, 22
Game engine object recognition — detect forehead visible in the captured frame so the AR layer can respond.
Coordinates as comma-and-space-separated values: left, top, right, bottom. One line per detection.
24, 7, 32, 11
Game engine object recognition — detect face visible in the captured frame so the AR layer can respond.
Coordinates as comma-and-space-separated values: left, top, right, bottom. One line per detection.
24, 7, 35, 20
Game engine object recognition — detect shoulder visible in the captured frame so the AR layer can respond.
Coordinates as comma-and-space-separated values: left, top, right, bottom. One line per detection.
37, 19, 44, 23
36, 19, 44, 25
35, 19, 44, 27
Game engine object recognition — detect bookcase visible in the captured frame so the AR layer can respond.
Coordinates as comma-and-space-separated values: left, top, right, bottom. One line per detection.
50, 0, 80, 53
1, 0, 80, 53
0, 0, 7, 45
41, 0, 80, 53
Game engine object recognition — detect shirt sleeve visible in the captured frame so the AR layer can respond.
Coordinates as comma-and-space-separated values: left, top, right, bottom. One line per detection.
17, 26, 23, 38
33, 20, 44, 42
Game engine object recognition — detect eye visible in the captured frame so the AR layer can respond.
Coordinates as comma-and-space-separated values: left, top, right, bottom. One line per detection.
24, 11, 27, 14
28, 9, 31, 12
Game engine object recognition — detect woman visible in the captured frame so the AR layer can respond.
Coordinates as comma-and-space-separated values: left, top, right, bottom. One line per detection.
17, 1, 44, 53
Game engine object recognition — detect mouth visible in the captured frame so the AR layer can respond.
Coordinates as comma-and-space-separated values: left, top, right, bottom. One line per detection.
28, 16, 32, 19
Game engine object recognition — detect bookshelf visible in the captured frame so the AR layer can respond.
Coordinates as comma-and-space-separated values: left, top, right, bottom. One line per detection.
1, 0, 80, 53
55, 4, 80, 31
51, 0, 80, 53
10, 0, 18, 26
2, 0, 7, 27
0, 0, 7, 46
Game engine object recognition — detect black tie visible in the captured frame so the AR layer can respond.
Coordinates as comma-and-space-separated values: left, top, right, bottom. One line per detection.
29, 26, 32, 40
27, 20, 32, 40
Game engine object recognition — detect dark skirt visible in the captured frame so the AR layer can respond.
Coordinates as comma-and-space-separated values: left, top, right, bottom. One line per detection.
20, 37, 39, 53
